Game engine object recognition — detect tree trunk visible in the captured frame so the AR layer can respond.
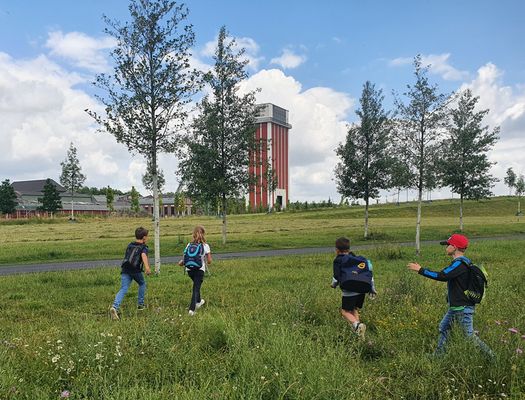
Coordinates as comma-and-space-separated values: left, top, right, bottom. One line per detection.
221, 194, 227, 245
364, 197, 369, 239
459, 193, 464, 232
70, 192, 74, 220
518, 196, 521, 222
416, 187, 422, 256
153, 174, 161, 275
397, 189, 400, 206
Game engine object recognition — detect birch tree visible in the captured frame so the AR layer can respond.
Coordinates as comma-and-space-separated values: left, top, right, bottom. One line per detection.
504, 167, 516, 196
60, 142, 86, 220
516, 175, 525, 221
394, 55, 450, 255
87, 0, 200, 273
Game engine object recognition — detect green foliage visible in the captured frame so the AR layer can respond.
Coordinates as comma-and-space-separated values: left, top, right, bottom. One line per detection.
88, 0, 199, 158
335, 81, 393, 238
177, 26, 260, 243
105, 186, 115, 212
442, 89, 499, 201
87, 0, 201, 273
389, 156, 413, 202
515, 175, 525, 197
130, 186, 140, 214
78, 186, 125, 196
142, 165, 165, 193
0, 179, 17, 215
335, 81, 392, 203
0, 241, 523, 398
504, 167, 517, 196
393, 55, 450, 194
394, 55, 451, 253
59, 142, 86, 196
515, 175, 524, 217
37, 178, 63, 214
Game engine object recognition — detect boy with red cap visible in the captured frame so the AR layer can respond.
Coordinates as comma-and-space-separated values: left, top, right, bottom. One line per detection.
407, 233, 493, 357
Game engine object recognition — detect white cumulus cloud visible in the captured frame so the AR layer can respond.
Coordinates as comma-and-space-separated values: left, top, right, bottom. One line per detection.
270, 49, 307, 69
45, 31, 116, 73
0, 51, 162, 194
390, 53, 469, 81
459, 63, 525, 192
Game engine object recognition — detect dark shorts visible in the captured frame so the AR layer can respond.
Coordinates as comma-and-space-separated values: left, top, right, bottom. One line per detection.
342, 294, 365, 311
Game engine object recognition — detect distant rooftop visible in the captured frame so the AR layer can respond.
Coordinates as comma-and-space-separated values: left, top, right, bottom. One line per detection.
12, 179, 66, 195
255, 103, 292, 129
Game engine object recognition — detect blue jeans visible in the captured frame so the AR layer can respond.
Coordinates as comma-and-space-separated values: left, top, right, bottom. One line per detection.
112, 272, 146, 310
436, 306, 493, 357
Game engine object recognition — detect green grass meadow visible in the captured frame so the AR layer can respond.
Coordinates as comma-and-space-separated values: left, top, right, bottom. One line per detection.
1, 240, 524, 399
1, 197, 524, 265
1, 197, 524, 399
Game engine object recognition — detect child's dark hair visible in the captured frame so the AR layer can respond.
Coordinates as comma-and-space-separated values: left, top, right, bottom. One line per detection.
135, 227, 149, 240
335, 237, 350, 251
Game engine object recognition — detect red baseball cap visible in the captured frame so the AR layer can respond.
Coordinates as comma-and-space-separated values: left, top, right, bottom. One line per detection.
440, 234, 469, 249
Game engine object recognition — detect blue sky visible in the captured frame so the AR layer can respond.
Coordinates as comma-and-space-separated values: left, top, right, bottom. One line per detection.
1, 0, 524, 201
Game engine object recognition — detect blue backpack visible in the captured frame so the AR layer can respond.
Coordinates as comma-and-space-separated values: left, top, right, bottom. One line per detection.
339, 254, 373, 293
183, 243, 204, 269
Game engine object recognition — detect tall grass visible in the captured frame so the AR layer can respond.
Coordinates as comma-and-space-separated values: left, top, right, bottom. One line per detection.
0, 240, 523, 399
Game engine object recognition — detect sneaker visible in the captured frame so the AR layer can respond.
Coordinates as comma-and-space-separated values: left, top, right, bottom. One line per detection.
196, 299, 205, 309
188, 310, 195, 316
109, 306, 120, 321
137, 304, 146, 310
355, 322, 366, 339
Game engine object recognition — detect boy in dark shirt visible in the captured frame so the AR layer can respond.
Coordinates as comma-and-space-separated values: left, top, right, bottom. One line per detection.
331, 237, 376, 339
109, 227, 151, 320
407, 233, 493, 356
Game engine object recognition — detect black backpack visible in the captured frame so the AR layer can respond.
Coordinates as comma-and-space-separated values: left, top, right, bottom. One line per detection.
459, 257, 488, 304
121, 243, 145, 272
338, 254, 373, 293
183, 243, 204, 269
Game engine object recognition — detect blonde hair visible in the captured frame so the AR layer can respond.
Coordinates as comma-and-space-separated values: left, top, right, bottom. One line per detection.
192, 225, 206, 244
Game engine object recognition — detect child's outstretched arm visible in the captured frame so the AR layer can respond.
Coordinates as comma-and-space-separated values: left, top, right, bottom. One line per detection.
408, 260, 466, 282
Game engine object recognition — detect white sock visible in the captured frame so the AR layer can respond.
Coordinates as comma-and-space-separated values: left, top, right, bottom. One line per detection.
352, 322, 360, 329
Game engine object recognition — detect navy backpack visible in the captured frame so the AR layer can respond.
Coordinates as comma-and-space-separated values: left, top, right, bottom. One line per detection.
339, 254, 373, 293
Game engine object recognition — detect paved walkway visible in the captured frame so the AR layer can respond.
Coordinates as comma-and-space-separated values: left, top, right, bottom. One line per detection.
0, 234, 523, 276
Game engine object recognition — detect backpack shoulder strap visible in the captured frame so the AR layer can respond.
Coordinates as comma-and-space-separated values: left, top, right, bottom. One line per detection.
456, 255, 472, 267
341, 254, 368, 268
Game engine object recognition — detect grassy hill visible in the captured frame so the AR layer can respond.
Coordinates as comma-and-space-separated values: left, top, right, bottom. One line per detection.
0, 196, 523, 265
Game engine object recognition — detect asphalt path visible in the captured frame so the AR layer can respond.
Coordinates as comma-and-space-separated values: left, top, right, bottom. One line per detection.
0, 234, 523, 276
